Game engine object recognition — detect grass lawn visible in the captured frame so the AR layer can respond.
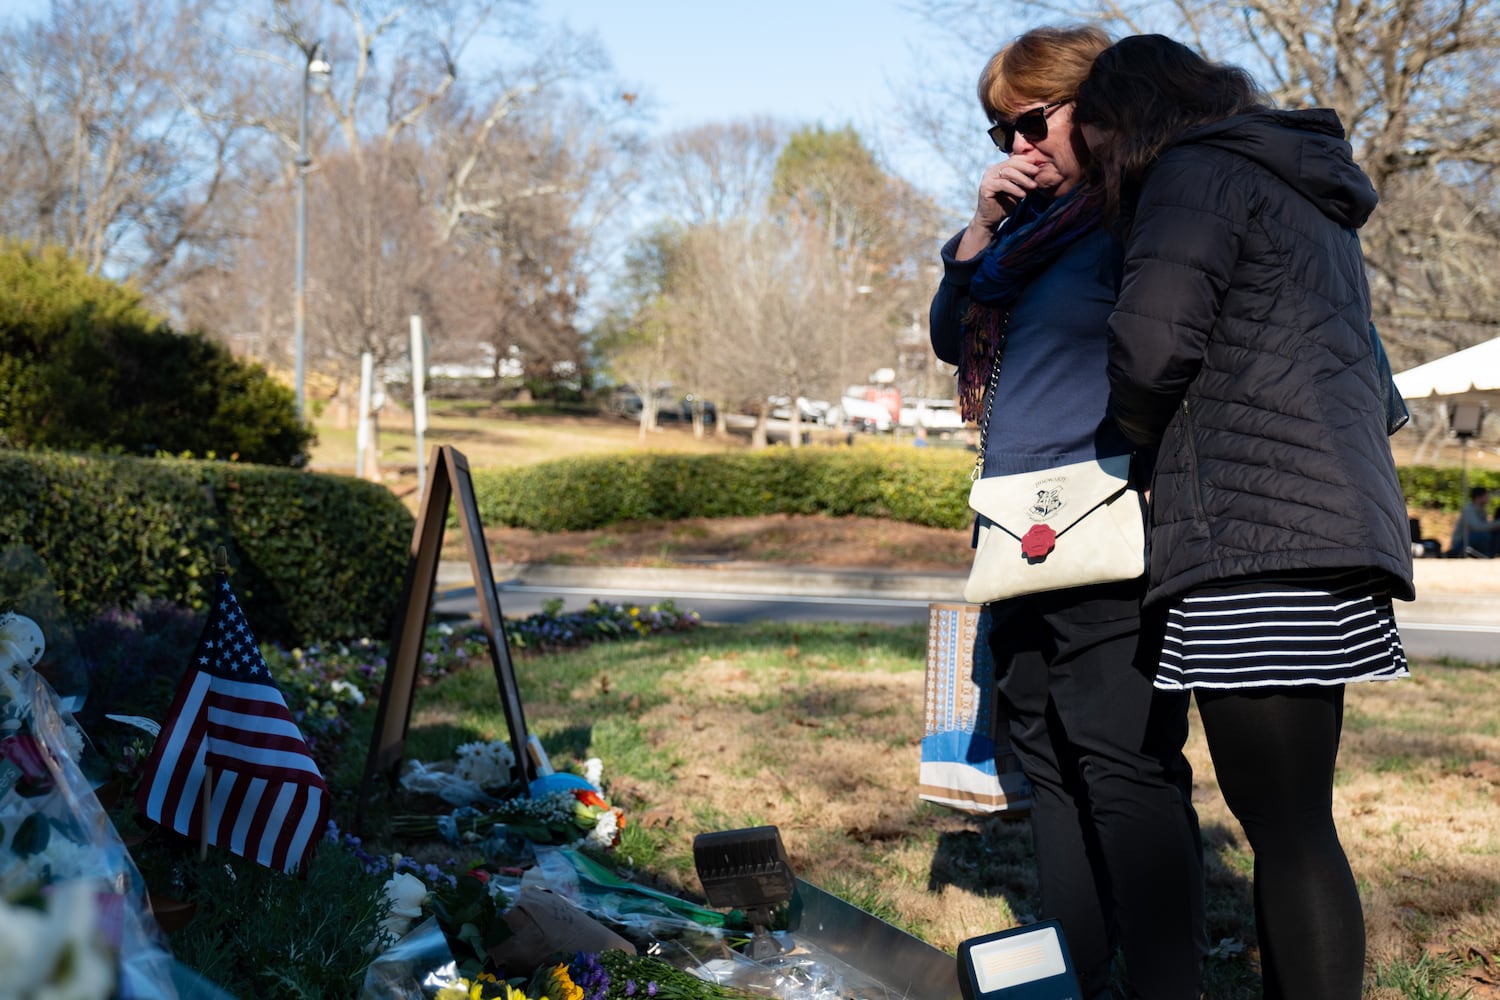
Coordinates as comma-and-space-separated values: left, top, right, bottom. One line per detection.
289, 401, 1500, 997
344, 619, 1500, 1000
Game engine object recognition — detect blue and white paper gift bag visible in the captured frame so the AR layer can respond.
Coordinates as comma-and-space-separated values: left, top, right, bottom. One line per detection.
920, 602, 1031, 814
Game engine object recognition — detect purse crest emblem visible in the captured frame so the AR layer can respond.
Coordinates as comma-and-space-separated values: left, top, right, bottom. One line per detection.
1028, 479, 1067, 522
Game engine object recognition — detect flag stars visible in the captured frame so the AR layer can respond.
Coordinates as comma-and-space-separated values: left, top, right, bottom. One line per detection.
136, 570, 328, 874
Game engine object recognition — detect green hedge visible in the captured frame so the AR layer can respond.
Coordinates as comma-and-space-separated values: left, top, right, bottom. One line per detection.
470, 445, 977, 532
471, 451, 1495, 534
1397, 466, 1500, 512
6, 448, 1483, 647
0, 450, 413, 645
0, 242, 313, 466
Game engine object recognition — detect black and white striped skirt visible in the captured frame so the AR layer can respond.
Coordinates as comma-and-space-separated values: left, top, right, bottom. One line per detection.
1155, 569, 1409, 691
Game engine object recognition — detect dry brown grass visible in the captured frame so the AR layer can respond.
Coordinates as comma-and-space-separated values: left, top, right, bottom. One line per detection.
370, 406, 1500, 996
1340, 667, 1500, 997
309, 404, 743, 489
560, 644, 1500, 997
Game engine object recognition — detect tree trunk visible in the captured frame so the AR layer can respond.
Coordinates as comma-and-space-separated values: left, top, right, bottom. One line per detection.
752, 402, 770, 449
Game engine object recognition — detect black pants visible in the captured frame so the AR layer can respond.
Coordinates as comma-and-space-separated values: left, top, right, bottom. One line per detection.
1195, 685, 1364, 1000
989, 581, 1205, 1000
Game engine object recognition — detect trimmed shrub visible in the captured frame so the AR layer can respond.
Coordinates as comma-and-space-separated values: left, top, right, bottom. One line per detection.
1397, 466, 1500, 512
470, 445, 976, 532
204, 462, 413, 645
469, 449, 1493, 534
0, 450, 412, 645
0, 241, 313, 466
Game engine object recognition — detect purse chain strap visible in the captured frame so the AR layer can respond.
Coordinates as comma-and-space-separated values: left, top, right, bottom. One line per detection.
970, 318, 1009, 482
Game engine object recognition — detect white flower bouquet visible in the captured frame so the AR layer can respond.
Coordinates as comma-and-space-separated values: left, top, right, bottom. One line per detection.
1, 611, 180, 998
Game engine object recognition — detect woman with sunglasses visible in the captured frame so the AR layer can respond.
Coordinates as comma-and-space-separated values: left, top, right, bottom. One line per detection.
929, 25, 1205, 1000
1073, 35, 1414, 999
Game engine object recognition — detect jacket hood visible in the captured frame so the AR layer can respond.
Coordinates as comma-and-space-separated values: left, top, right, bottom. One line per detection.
1178, 108, 1377, 228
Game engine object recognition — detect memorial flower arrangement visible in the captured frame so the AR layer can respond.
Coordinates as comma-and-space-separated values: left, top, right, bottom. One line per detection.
394, 744, 626, 850
1, 611, 100, 895
528, 950, 761, 1000
413, 947, 764, 1000
0, 611, 178, 999
0, 879, 117, 1000
391, 779, 626, 849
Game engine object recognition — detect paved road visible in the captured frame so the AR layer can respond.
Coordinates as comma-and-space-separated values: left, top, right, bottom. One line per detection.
434, 564, 1500, 663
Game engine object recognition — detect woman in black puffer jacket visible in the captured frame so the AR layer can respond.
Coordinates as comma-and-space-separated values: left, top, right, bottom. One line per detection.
1075, 35, 1415, 1000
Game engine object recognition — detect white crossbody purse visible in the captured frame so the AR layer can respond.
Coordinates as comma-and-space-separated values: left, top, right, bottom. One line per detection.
962, 335, 1147, 605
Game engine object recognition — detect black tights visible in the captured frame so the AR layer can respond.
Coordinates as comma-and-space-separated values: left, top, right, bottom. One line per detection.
1195, 686, 1365, 1000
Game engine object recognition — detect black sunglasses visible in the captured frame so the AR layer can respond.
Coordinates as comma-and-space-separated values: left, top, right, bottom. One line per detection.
987, 99, 1072, 153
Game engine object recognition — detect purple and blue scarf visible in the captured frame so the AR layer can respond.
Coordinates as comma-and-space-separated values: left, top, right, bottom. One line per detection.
958, 186, 1103, 421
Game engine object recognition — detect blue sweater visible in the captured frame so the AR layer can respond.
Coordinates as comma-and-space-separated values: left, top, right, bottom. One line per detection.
929, 206, 1126, 477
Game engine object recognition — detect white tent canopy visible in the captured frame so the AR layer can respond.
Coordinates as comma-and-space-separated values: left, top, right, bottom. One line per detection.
1393, 336, 1500, 402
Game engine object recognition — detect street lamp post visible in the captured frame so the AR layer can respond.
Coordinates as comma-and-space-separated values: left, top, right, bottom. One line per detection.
294, 43, 331, 419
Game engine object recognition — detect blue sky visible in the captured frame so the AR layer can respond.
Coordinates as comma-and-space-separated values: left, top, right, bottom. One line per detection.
542, 0, 939, 133
539, 0, 963, 204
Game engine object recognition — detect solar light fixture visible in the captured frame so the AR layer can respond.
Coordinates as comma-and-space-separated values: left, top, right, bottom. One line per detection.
1450, 402, 1486, 438
692, 825, 795, 960
957, 920, 1082, 1000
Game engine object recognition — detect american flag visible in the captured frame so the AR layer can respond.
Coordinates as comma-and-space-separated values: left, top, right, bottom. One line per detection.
135, 572, 329, 873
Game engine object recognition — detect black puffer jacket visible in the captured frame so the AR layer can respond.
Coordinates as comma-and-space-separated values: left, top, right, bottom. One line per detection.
1107, 108, 1415, 606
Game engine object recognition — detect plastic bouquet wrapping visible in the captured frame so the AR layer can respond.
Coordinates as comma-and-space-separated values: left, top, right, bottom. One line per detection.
358, 845, 912, 1000
1, 611, 182, 999
394, 746, 626, 851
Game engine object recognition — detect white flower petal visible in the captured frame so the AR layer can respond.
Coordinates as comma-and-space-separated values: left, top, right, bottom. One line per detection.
0, 612, 46, 672
381, 871, 428, 918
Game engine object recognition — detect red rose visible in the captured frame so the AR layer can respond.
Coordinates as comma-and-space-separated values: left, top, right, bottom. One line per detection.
1021, 524, 1057, 560
0, 734, 55, 795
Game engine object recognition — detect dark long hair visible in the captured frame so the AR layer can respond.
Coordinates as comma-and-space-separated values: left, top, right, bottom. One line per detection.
1073, 34, 1265, 224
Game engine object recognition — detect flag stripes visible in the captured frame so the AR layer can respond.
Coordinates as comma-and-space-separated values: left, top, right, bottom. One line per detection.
135, 571, 329, 873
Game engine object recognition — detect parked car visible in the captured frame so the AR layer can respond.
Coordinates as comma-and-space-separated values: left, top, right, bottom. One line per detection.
608, 388, 716, 424
768, 396, 833, 424
899, 399, 966, 432
833, 395, 894, 433
679, 394, 717, 423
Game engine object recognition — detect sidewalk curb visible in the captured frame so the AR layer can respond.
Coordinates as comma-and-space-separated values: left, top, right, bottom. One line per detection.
437, 561, 1500, 627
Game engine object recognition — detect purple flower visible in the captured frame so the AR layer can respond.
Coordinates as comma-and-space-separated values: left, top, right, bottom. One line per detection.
569, 952, 610, 1000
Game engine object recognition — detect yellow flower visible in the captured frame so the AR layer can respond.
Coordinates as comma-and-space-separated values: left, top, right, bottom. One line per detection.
504, 986, 533, 1000
546, 964, 584, 1000
435, 984, 470, 1000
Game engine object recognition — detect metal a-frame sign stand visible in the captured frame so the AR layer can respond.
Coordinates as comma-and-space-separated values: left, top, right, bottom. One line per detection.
355, 445, 535, 833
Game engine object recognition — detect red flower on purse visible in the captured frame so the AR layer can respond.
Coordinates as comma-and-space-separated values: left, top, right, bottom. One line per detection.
1022, 524, 1057, 560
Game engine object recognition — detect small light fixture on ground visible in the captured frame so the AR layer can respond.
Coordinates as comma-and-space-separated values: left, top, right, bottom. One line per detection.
692, 825, 795, 960
956, 919, 1081, 1000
